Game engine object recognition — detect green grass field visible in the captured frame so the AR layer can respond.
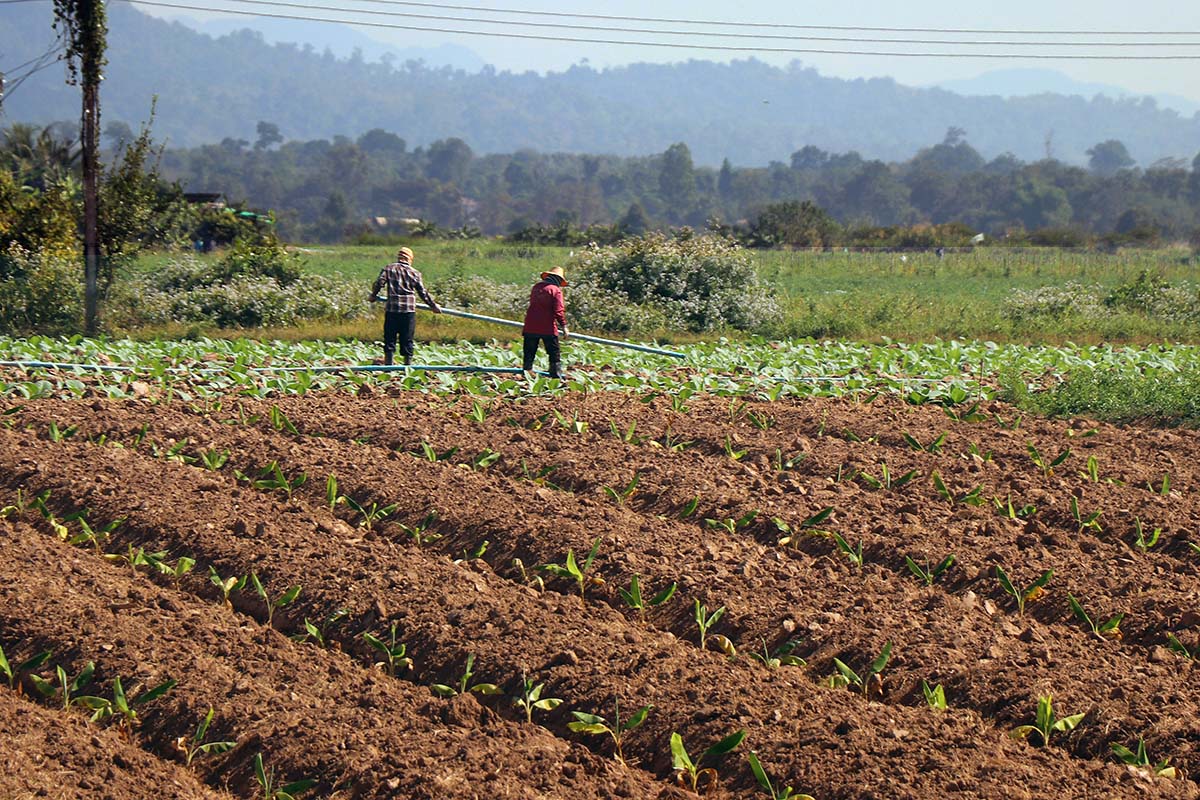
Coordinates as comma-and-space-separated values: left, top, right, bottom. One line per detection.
134, 241, 1200, 346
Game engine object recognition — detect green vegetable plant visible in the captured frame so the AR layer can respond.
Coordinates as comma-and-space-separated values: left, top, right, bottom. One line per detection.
609, 419, 641, 444
511, 672, 563, 724
236, 462, 307, 501
1026, 442, 1070, 477
249, 573, 301, 627
295, 609, 349, 648
905, 554, 955, 586
68, 515, 124, 553
363, 623, 413, 675
567, 699, 651, 765
415, 440, 460, 462
268, 405, 299, 434
47, 420, 79, 442
1069, 497, 1102, 534
775, 506, 834, 547
467, 398, 488, 424
1133, 518, 1162, 553
618, 574, 677, 620
693, 599, 727, 653
74, 675, 176, 728
966, 442, 993, 461
679, 496, 701, 519
829, 532, 864, 568
1165, 633, 1197, 660
539, 538, 604, 602
344, 496, 399, 531
723, 436, 748, 461
175, 707, 237, 767
431, 653, 502, 698
158, 555, 197, 585
1148, 473, 1170, 497
30, 661, 95, 708
1067, 594, 1123, 640
602, 473, 639, 507
103, 544, 167, 574
995, 566, 1052, 616
748, 638, 805, 669
705, 510, 758, 536
552, 410, 588, 434
519, 460, 562, 490
0, 645, 52, 690
199, 449, 229, 471
396, 511, 440, 545
1111, 737, 1177, 779
254, 752, 315, 800
1010, 694, 1085, 747
921, 680, 947, 711
747, 410, 775, 430
470, 448, 501, 470
772, 448, 806, 472
857, 462, 920, 491
0, 488, 44, 520
209, 566, 247, 609
1081, 455, 1100, 483
747, 751, 813, 800
670, 729, 746, 794
993, 495, 1037, 520
902, 431, 947, 453
828, 642, 892, 698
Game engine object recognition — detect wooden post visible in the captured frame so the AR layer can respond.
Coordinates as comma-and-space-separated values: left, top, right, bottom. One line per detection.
79, 0, 102, 335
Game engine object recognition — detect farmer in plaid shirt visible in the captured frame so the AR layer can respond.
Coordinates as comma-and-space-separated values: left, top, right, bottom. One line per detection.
370, 247, 442, 365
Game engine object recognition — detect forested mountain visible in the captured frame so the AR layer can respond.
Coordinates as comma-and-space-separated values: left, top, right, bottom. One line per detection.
3, 3, 1199, 166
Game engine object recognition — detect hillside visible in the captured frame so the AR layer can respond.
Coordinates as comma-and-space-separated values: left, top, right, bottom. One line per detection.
2, 3, 1199, 165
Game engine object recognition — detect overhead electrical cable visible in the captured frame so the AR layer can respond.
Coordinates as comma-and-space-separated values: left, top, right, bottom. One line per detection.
317, 0, 1200, 38
100, 0, 1200, 46
116, 0, 1200, 59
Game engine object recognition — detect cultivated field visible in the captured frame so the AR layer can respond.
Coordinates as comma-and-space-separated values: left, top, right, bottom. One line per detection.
2, 382, 1199, 798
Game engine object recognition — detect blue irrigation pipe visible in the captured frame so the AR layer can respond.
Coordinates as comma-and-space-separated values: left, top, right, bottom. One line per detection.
415, 303, 688, 359
0, 360, 545, 376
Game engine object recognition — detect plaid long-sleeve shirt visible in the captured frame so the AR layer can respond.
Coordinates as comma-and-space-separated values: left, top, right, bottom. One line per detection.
372, 261, 436, 313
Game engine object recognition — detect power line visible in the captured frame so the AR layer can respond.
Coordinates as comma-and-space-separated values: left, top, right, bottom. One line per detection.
117, 0, 1200, 59
102, 0, 1200, 46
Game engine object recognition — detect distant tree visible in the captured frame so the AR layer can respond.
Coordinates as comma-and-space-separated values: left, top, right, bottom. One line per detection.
747, 200, 839, 248
357, 128, 406, 156
254, 121, 283, 151
717, 158, 734, 199
658, 142, 697, 217
103, 120, 134, 149
1087, 139, 1135, 176
618, 202, 649, 235
790, 145, 828, 171
426, 137, 473, 184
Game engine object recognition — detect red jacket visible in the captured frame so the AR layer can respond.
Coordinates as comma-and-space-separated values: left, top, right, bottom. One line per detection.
522, 280, 566, 336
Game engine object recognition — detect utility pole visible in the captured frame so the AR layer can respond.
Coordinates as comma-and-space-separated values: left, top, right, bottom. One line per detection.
53, 0, 106, 335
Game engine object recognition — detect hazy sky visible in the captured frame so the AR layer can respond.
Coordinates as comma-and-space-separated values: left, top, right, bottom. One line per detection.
141, 0, 1200, 100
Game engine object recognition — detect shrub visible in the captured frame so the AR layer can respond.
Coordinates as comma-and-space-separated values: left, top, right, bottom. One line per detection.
0, 245, 83, 335
570, 232, 779, 332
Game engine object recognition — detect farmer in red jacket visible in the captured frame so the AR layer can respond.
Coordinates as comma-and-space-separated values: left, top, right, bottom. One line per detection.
522, 266, 568, 379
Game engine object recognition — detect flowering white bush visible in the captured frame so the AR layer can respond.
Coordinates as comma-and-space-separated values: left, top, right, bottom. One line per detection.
1001, 283, 1105, 322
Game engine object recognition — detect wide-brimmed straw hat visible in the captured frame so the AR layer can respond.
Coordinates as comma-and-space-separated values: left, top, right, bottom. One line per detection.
396, 246, 414, 263
540, 266, 568, 286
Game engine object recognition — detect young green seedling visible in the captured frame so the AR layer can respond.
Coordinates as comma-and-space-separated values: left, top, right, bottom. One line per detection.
199, 449, 229, 471
325, 474, 344, 513
249, 573, 301, 627
158, 555, 197, 585
75, 675, 177, 728
679, 495, 701, 520
1133, 518, 1162, 553
0, 488, 43, 520
396, 511, 440, 545
175, 707, 237, 767
618, 574, 677, 620
748, 638, 805, 669
993, 494, 1037, 520
931, 471, 983, 505
1111, 737, 1177, 779
829, 532, 864, 568
747, 751, 814, 800
470, 448, 501, 470
905, 554, 956, 586
670, 729, 746, 794
343, 496, 399, 531
294, 609, 348, 648
268, 405, 299, 434
0, 645, 52, 690
209, 566, 247, 609
1067, 594, 1123, 640
602, 473, 640, 507
1069, 496, 1102, 534
567, 699, 651, 766
1026, 442, 1070, 477
902, 431, 947, 453
104, 544, 167, 574
723, 436, 748, 461
747, 410, 775, 431
921, 679, 947, 711
254, 752, 316, 800
363, 623, 413, 675
1148, 473, 1170, 496
1081, 455, 1099, 483
1010, 694, 1085, 747
828, 641, 892, 698
431, 653, 502, 698
772, 448, 806, 472
609, 418, 641, 444
693, 599, 727, 653
858, 462, 920, 491
552, 410, 588, 434
467, 398, 488, 424
47, 420, 79, 442
30, 661, 95, 709
511, 672, 563, 724
944, 401, 987, 423
966, 442, 993, 461
776, 507, 835, 547
68, 516, 124, 553
705, 510, 758, 536
1165, 633, 1197, 660
539, 538, 604, 602
995, 566, 1053, 616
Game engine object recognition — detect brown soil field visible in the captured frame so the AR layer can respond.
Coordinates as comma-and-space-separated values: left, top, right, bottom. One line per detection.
1, 390, 1198, 799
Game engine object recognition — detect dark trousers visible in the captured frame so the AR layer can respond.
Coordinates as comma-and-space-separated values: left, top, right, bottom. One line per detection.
383, 311, 416, 365
523, 333, 561, 378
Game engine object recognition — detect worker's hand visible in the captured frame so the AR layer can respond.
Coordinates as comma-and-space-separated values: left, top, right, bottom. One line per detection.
560, 327, 569, 340
431, 303, 443, 314
369, 295, 381, 303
